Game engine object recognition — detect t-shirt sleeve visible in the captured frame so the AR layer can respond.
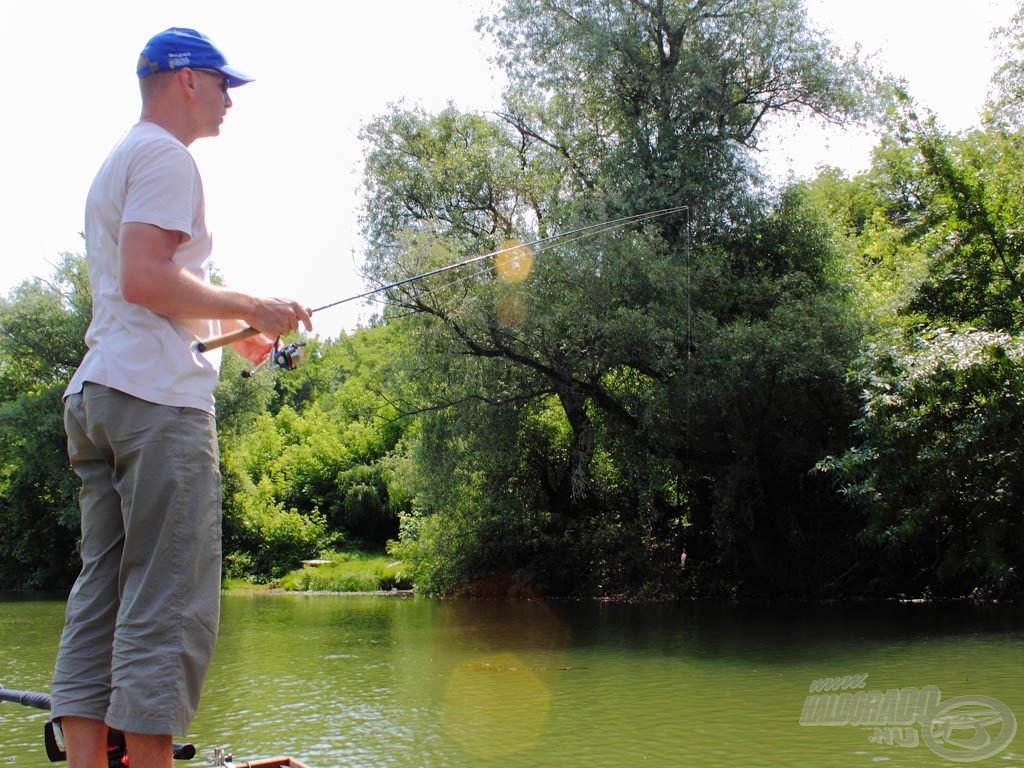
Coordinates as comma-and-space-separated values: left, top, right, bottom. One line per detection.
122, 141, 198, 239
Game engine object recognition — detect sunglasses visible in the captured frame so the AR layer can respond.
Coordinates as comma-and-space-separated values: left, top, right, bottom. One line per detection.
192, 68, 230, 94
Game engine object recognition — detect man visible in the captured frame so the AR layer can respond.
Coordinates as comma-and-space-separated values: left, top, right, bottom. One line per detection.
50, 28, 312, 767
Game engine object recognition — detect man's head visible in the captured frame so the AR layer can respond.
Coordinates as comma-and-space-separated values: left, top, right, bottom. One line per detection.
137, 28, 252, 89
136, 28, 251, 144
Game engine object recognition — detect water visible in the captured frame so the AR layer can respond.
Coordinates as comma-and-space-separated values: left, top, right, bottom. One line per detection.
1, 594, 1022, 767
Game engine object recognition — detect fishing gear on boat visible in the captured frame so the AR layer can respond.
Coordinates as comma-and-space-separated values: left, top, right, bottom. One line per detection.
0, 684, 196, 763
195, 205, 689, 363
1, 683, 309, 767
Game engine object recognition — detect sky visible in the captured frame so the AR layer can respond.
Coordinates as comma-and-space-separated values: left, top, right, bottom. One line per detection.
0, 0, 1018, 339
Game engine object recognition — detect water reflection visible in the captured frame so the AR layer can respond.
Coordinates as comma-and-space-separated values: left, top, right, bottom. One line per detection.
1, 595, 1022, 768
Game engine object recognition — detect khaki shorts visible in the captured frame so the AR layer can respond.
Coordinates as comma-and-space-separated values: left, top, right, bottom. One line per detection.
51, 383, 222, 736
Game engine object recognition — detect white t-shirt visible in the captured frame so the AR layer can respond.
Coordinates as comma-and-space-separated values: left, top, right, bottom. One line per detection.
65, 121, 222, 413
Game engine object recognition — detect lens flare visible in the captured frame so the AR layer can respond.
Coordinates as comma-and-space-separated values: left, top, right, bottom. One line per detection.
434, 596, 570, 760
495, 239, 534, 283
496, 291, 528, 327
441, 652, 552, 759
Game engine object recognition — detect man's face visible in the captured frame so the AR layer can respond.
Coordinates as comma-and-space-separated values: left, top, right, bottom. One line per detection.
193, 68, 232, 138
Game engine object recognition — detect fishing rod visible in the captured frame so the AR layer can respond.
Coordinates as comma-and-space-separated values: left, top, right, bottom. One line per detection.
195, 205, 689, 359
0, 684, 196, 762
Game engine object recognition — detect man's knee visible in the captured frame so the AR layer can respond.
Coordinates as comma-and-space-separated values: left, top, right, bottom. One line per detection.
58, 716, 108, 768
124, 731, 174, 768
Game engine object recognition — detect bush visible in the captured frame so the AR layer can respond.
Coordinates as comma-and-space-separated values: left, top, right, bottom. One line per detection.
821, 328, 1024, 599
223, 471, 334, 580
277, 551, 412, 592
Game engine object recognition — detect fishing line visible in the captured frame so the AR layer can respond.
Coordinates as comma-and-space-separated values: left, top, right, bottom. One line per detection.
309, 205, 689, 316
197, 205, 689, 354
371, 209, 683, 310
377, 263, 494, 306
684, 206, 693, 461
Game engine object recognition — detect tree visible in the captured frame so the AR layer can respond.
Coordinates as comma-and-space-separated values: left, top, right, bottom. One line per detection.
0, 255, 90, 590
485, 0, 872, 212
984, 0, 1024, 133
812, 80, 1024, 600
0, 254, 90, 399
363, 0, 874, 597
821, 330, 1024, 599
909, 124, 1024, 330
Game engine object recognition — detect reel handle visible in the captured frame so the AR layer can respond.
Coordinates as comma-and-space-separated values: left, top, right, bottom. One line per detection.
196, 326, 260, 353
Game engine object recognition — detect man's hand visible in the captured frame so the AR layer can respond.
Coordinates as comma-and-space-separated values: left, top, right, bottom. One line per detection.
230, 331, 276, 366
243, 298, 313, 339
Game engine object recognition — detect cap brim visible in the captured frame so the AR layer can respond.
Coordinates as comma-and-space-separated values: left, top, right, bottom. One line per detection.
219, 64, 253, 88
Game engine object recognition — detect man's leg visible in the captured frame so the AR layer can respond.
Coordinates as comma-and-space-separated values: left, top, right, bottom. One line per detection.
104, 390, 222, 737
123, 732, 173, 768
59, 716, 108, 768
55, 386, 221, 746
52, 390, 123, 759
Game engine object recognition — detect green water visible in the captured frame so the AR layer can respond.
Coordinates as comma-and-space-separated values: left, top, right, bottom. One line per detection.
1, 594, 1022, 767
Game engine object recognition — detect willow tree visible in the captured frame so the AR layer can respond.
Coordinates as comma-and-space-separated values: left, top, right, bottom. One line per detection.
364, 0, 875, 598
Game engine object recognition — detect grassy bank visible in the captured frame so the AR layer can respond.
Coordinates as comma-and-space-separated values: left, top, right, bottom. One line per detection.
238, 551, 414, 593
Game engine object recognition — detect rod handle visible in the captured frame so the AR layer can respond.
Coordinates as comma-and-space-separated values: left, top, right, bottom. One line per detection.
0, 686, 51, 710
196, 326, 260, 353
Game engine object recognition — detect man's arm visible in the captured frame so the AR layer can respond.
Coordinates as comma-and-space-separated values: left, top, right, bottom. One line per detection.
118, 222, 312, 338
217, 318, 277, 365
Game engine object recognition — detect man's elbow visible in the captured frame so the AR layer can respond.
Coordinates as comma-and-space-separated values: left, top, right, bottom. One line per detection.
120, 273, 165, 311
118, 223, 184, 311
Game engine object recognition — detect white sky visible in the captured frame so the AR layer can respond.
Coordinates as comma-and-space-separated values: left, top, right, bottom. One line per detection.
0, 0, 1018, 338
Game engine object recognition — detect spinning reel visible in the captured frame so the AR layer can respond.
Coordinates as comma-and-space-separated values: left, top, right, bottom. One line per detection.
241, 337, 306, 378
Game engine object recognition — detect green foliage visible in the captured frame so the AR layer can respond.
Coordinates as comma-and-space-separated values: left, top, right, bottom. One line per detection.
671, 189, 866, 597
812, 72, 1024, 600
817, 92, 1024, 334
984, 2, 1024, 132
820, 329, 1024, 599
0, 385, 83, 590
0, 256, 89, 590
277, 551, 412, 592
0, 254, 90, 399
908, 126, 1024, 330
361, 107, 526, 248
384, 392, 580, 596
340, 464, 398, 543
225, 492, 329, 581
483, 0, 875, 211
221, 433, 333, 577
361, 0, 875, 599
8, 2, 1024, 604
218, 324, 412, 581
214, 347, 277, 435
805, 152, 932, 330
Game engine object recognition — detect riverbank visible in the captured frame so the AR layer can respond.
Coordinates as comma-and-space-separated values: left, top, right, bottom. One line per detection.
225, 550, 413, 594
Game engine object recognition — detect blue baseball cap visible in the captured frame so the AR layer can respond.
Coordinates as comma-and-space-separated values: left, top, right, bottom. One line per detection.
137, 27, 253, 88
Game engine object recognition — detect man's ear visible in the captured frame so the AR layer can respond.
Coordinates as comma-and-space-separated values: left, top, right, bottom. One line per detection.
177, 67, 199, 97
